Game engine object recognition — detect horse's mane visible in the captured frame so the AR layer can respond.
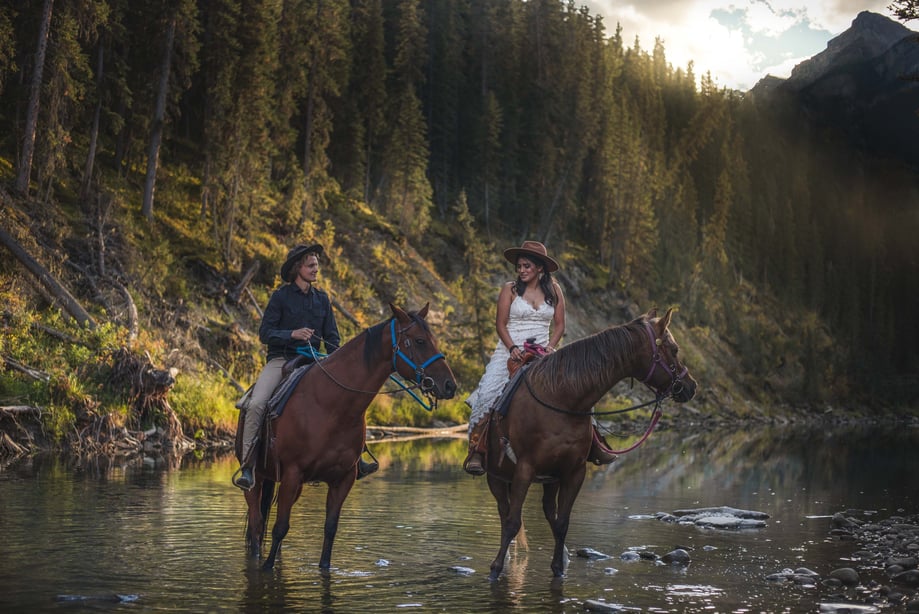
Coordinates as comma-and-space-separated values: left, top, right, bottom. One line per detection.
362, 311, 432, 368
527, 316, 647, 397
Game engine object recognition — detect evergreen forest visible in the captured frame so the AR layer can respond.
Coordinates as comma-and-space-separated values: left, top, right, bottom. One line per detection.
0, 0, 917, 449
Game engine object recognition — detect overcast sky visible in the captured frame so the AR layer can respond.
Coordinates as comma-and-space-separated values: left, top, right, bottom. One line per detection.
581, 0, 896, 91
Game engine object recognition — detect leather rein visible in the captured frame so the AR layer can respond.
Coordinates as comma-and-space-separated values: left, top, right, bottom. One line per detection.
521, 321, 688, 418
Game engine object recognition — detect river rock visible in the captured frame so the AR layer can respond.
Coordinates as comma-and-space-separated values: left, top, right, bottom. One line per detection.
584, 599, 640, 612
832, 512, 862, 530
672, 506, 770, 520
818, 603, 879, 613
830, 567, 860, 585
577, 547, 611, 560
886, 556, 918, 569
664, 506, 769, 529
619, 551, 641, 562
695, 515, 767, 529
661, 548, 691, 565
892, 569, 919, 586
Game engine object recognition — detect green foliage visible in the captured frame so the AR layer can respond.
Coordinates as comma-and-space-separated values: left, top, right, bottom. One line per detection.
1, 0, 916, 433
366, 394, 466, 427
169, 372, 238, 434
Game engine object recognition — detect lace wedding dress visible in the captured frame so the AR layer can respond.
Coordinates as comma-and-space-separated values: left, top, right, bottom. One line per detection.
465, 294, 554, 430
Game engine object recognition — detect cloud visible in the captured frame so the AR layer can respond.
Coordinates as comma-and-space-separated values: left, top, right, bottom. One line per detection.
583, 0, 893, 90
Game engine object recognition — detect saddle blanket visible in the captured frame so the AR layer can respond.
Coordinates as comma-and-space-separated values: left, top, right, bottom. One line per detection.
267, 363, 315, 419
492, 362, 532, 417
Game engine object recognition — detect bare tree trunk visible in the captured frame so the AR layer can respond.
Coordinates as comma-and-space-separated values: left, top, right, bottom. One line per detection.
228, 260, 260, 304
141, 16, 176, 221
14, 0, 54, 195
0, 225, 97, 329
299, 64, 317, 227
81, 44, 105, 200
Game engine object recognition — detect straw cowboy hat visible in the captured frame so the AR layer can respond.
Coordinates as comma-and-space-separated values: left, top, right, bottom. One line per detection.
503, 240, 559, 272
280, 243, 324, 282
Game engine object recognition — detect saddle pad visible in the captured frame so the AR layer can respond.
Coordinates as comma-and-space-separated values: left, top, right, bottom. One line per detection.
267, 363, 315, 419
493, 362, 532, 417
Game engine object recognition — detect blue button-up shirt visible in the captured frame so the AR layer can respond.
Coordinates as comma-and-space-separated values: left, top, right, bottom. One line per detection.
259, 283, 341, 361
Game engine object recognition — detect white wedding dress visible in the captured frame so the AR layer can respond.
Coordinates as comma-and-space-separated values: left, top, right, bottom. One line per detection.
465, 294, 555, 430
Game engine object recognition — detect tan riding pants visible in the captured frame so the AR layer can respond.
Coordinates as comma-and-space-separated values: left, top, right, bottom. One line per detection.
240, 357, 286, 465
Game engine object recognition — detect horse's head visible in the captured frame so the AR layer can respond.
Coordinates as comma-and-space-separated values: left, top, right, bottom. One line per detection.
636, 308, 697, 403
389, 303, 457, 400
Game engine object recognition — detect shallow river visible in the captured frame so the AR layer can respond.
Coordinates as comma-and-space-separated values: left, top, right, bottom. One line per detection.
1, 423, 917, 612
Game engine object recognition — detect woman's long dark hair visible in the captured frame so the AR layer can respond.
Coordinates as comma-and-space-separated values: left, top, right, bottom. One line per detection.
512, 256, 557, 306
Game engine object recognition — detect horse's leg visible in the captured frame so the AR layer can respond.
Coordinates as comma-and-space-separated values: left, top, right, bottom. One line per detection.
547, 464, 586, 577
260, 480, 276, 544
262, 472, 304, 571
244, 480, 265, 558
487, 468, 533, 581
319, 475, 356, 569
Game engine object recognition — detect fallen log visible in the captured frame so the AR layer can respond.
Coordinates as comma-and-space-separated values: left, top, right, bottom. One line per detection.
0, 225, 97, 329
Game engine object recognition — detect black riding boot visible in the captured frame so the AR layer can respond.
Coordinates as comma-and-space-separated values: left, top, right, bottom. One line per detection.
233, 466, 255, 490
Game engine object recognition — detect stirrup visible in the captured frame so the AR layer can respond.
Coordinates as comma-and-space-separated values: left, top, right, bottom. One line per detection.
588, 436, 618, 465
463, 452, 485, 476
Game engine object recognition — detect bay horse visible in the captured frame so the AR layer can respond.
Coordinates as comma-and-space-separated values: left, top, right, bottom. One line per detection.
482, 308, 696, 580
243, 303, 456, 570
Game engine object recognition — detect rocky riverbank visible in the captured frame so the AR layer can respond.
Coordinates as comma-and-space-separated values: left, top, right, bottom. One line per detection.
766, 510, 919, 612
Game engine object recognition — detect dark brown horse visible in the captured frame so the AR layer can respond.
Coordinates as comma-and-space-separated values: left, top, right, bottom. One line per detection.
483, 308, 697, 579
244, 303, 456, 570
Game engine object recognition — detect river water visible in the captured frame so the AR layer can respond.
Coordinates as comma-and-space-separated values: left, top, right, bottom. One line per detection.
1, 423, 917, 612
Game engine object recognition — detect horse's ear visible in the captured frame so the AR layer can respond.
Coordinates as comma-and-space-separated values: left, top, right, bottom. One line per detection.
657, 307, 674, 333
417, 302, 430, 320
390, 303, 411, 323
646, 308, 658, 319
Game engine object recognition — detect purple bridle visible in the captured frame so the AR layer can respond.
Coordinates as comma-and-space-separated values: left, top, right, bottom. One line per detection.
641, 321, 689, 398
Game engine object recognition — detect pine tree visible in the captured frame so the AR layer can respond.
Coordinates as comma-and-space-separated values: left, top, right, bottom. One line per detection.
14, 0, 53, 196
140, 0, 199, 221
377, 0, 433, 234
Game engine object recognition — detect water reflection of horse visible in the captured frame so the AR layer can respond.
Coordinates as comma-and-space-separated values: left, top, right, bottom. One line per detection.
244, 304, 456, 570
482, 308, 697, 579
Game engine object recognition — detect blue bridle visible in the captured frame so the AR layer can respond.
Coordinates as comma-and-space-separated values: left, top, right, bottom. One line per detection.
390, 318, 445, 390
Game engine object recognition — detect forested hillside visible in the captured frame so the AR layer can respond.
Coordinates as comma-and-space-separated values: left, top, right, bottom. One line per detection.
0, 0, 916, 449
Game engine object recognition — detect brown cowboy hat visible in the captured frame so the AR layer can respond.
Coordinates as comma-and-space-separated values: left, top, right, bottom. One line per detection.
503, 240, 559, 272
280, 243, 324, 282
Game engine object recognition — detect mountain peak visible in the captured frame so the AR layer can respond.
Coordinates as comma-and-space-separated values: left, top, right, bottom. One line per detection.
785, 11, 914, 89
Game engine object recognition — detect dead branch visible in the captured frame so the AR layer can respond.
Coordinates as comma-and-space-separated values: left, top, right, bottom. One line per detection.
0, 405, 43, 415
110, 277, 138, 341
245, 287, 263, 318
332, 297, 360, 326
1, 354, 50, 382
0, 225, 97, 329
207, 358, 246, 393
31, 321, 80, 344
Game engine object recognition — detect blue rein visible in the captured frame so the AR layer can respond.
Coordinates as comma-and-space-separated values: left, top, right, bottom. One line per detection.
389, 319, 445, 410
